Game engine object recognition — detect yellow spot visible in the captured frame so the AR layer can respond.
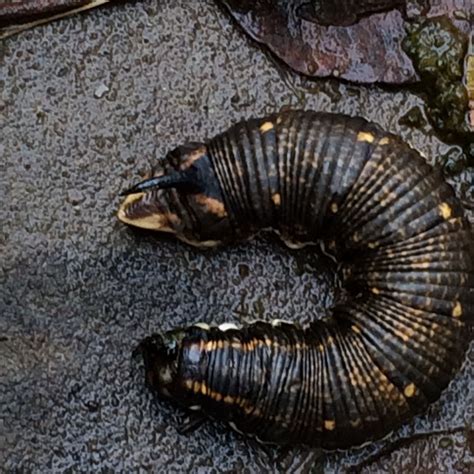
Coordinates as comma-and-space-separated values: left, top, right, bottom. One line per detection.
330, 202, 338, 213
357, 131, 375, 143
184, 379, 194, 390
318, 344, 324, 352
260, 121, 274, 133
412, 262, 431, 269
452, 302, 462, 318
324, 420, 336, 431
379, 137, 390, 145
404, 383, 416, 398
371, 287, 381, 295
223, 395, 234, 404
368, 242, 379, 249
351, 325, 361, 334
195, 194, 228, 218
272, 193, 281, 206
201, 384, 208, 395
438, 202, 452, 220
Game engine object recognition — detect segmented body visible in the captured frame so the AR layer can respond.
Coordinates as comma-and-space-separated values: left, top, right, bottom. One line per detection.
130, 111, 473, 449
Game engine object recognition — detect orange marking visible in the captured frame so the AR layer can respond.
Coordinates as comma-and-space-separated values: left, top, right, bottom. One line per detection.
195, 194, 228, 218
412, 262, 431, 269
179, 146, 207, 169
272, 193, 281, 206
324, 420, 336, 431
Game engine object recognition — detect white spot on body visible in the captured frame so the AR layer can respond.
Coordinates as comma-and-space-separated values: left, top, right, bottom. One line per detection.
219, 323, 239, 332
271, 319, 293, 327
194, 322, 211, 330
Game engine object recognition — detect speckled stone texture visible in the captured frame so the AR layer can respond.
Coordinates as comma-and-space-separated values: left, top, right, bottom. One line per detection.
0, 1, 473, 472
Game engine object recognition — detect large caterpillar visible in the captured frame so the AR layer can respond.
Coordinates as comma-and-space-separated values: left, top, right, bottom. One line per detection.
118, 110, 473, 449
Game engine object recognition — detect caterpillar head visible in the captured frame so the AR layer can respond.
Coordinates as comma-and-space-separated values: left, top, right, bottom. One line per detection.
134, 330, 185, 400
118, 143, 232, 247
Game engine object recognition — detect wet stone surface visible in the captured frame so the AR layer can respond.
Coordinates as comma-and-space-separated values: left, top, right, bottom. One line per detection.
0, 0, 473, 472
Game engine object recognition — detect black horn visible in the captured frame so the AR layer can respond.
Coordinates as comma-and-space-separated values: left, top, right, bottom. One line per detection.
120, 171, 192, 196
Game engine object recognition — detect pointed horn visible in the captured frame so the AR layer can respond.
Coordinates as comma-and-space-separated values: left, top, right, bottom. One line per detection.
120, 171, 190, 196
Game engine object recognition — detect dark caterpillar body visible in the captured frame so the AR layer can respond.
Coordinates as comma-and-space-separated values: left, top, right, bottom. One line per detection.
118, 110, 473, 449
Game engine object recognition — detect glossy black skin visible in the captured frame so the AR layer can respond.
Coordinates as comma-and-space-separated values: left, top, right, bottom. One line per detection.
131, 111, 473, 450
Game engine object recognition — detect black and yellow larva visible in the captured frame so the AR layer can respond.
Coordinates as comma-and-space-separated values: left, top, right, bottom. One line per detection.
118, 110, 473, 450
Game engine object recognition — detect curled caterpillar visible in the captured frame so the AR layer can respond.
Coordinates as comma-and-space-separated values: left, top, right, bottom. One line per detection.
118, 110, 473, 449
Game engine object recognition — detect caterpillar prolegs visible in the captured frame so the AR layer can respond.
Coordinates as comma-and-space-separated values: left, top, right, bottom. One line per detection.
118, 110, 473, 449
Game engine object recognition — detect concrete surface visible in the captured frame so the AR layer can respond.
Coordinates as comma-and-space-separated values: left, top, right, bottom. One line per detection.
0, 1, 473, 472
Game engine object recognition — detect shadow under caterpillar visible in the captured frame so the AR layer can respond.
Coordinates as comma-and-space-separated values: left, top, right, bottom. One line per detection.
118, 110, 473, 450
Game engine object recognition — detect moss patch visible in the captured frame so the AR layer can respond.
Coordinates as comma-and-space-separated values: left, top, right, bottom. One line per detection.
403, 16, 473, 155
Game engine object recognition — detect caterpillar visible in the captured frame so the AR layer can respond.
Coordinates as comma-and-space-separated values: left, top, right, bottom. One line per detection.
118, 110, 473, 449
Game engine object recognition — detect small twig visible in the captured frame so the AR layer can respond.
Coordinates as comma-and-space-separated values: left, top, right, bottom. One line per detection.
0, 0, 112, 40
347, 426, 467, 473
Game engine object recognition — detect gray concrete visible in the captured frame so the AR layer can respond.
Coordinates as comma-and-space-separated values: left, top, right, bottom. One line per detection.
1, 1, 472, 472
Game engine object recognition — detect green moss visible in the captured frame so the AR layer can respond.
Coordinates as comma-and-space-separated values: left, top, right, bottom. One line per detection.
403, 16, 473, 148
399, 106, 426, 128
